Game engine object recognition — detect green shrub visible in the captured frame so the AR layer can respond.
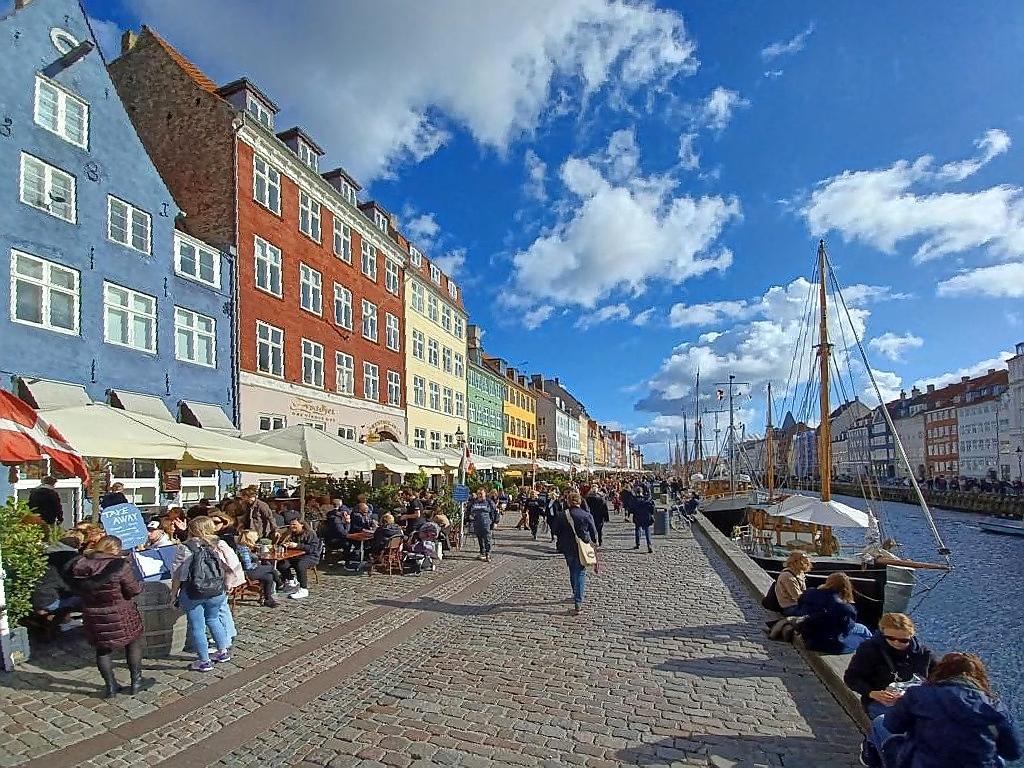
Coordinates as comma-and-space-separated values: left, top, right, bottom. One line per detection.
0, 498, 48, 628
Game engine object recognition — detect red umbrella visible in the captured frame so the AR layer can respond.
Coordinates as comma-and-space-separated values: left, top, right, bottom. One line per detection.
0, 390, 89, 483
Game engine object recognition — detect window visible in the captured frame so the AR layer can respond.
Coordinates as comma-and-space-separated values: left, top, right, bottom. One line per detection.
333, 284, 352, 328
10, 250, 78, 334
411, 281, 425, 313
361, 300, 378, 341
299, 263, 322, 315
427, 339, 439, 367
430, 431, 442, 451
361, 240, 377, 280
338, 426, 357, 441
455, 392, 465, 417
301, 339, 324, 388
413, 376, 426, 407
385, 260, 400, 295
412, 329, 425, 360
442, 346, 452, 373
414, 428, 426, 449
174, 233, 220, 288
254, 236, 282, 296
430, 264, 442, 285
373, 210, 388, 233
387, 371, 401, 406
253, 155, 280, 213
339, 179, 357, 206
363, 362, 379, 401
297, 141, 318, 171
443, 387, 453, 415
385, 313, 400, 351
334, 219, 351, 263
20, 153, 75, 222
259, 414, 285, 431
335, 352, 354, 395
429, 382, 440, 411
256, 321, 284, 377
174, 307, 216, 367
34, 77, 88, 148
297, 192, 322, 242
103, 283, 156, 352
454, 316, 465, 340
448, 281, 459, 302
409, 246, 422, 267
427, 294, 439, 323
246, 94, 274, 130
454, 352, 465, 379
444, 433, 454, 448
441, 305, 452, 333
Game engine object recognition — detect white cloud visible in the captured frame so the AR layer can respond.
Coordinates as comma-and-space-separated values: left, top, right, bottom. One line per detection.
134, 0, 699, 181
761, 23, 815, 61
697, 87, 749, 133
523, 149, 548, 201
508, 132, 741, 310
433, 248, 466, 276
802, 129, 1024, 263
403, 211, 441, 249
677, 132, 700, 170
913, 354, 1011, 391
668, 299, 751, 327
936, 129, 1011, 183
522, 305, 554, 330
632, 307, 656, 326
868, 332, 923, 362
936, 263, 1024, 298
575, 302, 630, 329
763, 69, 784, 79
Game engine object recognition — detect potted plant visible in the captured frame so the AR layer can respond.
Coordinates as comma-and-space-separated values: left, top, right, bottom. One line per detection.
0, 498, 48, 663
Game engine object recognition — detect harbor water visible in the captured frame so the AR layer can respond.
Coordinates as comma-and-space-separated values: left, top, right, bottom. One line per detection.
832, 493, 1023, 762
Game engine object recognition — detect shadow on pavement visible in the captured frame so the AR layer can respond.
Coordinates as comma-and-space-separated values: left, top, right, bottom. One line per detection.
653, 655, 788, 678
614, 733, 850, 768
370, 595, 566, 617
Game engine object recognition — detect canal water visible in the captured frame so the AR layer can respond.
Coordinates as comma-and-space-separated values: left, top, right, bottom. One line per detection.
832, 492, 1023, 761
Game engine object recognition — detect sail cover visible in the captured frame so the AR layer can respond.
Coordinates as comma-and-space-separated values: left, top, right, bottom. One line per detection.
765, 493, 869, 528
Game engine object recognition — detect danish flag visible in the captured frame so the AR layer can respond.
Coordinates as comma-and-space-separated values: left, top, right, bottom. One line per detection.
0, 390, 89, 483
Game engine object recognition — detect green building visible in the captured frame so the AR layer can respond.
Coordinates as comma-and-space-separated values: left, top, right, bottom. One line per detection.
467, 326, 505, 456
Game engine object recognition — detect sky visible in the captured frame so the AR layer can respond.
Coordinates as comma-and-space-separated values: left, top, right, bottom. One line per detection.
49, 0, 1024, 462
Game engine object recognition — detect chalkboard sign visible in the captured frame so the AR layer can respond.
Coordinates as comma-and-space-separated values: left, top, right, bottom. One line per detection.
452, 484, 470, 503
100, 502, 148, 550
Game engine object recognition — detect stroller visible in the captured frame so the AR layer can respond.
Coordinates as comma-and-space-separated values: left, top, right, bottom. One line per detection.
406, 522, 443, 573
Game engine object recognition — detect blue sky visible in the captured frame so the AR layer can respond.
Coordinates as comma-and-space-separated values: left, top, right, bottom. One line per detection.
64, 0, 1024, 461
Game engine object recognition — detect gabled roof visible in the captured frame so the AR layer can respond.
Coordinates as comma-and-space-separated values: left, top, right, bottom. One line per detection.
142, 26, 220, 95
276, 126, 324, 155
322, 166, 363, 191
216, 76, 279, 111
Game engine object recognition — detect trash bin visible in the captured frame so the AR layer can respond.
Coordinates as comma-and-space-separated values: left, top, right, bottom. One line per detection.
653, 507, 669, 536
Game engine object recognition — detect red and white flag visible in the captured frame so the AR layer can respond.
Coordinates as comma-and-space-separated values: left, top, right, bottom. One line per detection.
0, 390, 89, 483
458, 443, 475, 476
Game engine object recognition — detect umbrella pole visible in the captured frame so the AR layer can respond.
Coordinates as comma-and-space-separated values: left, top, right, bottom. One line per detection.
299, 476, 306, 522
0, 542, 13, 672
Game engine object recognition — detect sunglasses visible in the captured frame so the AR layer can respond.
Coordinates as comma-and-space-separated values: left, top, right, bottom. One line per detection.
883, 635, 913, 644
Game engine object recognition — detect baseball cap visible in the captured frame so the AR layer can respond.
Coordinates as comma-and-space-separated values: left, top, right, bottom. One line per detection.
146, 520, 161, 530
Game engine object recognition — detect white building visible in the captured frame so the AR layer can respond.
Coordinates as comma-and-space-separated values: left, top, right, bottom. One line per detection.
1008, 342, 1024, 476
957, 397, 1001, 479
892, 413, 926, 480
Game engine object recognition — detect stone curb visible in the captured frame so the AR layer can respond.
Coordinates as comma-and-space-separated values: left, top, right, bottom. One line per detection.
691, 513, 871, 732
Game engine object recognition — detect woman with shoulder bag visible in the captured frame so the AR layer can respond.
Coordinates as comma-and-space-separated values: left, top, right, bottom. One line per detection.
550, 491, 598, 616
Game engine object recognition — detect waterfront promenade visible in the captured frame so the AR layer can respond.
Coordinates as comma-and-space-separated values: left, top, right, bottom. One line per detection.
0, 523, 861, 768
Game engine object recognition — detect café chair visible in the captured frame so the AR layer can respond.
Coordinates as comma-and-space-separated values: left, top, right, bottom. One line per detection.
368, 537, 403, 578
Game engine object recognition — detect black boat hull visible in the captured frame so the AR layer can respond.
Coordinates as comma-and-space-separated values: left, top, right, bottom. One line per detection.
699, 498, 750, 537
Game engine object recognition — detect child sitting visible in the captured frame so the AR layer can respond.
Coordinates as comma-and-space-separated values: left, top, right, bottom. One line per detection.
235, 530, 283, 608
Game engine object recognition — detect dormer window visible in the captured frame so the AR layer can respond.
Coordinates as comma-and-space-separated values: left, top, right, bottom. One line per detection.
297, 140, 318, 171
374, 210, 388, 234
430, 264, 442, 285
448, 281, 459, 301
409, 246, 422, 268
339, 180, 357, 206
246, 94, 274, 130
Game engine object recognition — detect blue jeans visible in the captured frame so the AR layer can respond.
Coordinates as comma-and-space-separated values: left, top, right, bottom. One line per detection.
219, 599, 237, 645
841, 622, 873, 653
635, 525, 652, 548
179, 591, 229, 662
564, 553, 586, 607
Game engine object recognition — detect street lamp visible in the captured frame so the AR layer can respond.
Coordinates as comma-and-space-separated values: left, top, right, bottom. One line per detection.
454, 426, 465, 447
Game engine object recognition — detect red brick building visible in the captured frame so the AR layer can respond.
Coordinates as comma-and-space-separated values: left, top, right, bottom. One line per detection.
922, 369, 1008, 480
109, 28, 406, 473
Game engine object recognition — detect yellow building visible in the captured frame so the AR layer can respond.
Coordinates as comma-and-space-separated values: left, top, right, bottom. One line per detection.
484, 358, 536, 459
403, 243, 468, 450
594, 424, 608, 467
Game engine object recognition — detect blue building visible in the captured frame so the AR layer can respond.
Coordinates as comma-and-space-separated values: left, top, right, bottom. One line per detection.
0, 0, 236, 519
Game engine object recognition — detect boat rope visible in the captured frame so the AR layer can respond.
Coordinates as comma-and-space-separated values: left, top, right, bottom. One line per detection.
907, 568, 954, 615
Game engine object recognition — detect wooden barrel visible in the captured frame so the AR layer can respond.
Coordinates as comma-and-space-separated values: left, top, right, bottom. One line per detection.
137, 580, 187, 658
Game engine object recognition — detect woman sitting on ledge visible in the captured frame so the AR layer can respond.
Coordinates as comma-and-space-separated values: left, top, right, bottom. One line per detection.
794, 572, 872, 654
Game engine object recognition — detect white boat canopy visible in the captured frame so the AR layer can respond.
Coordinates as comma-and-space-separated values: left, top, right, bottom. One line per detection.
765, 493, 869, 529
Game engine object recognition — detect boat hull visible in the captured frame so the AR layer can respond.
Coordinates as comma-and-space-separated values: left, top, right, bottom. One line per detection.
699, 496, 751, 537
979, 519, 1024, 537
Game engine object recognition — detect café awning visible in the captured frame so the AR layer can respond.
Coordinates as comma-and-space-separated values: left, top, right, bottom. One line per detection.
345, 440, 420, 474
14, 377, 91, 410
374, 441, 458, 470
108, 389, 174, 421
179, 400, 240, 436
242, 426, 373, 476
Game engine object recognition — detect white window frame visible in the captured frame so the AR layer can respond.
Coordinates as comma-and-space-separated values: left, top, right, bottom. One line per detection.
246, 94, 274, 130
339, 180, 357, 206
411, 281, 425, 313
335, 352, 355, 396
254, 236, 283, 297
455, 391, 465, 418
430, 430, 442, 451
454, 352, 465, 379
34, 76, 88, 148
258, 414, 286, 431
19, 153, 75, 223
427, 338, 439, 367
333, 219, 352, 263
174, 306, 216, 368
9, 250, 79, 335
427, 294, 439, 323
174, 232, 220, 288
412, 329, 425, 360
255, 321, 284, 378
414, 428, 426, 449
441, 304, 452, 333
253, 154, 281, 214
413, 376, 426, 407
363, 362, 379, 402
107, 196, 152, 254
454, 316, 465, 340
299, 263, 323, 315
361, 299, 378, 342
385, 260, 400, 295
430, 264, 442, 285
361, 240, 377, 281
338, 425, 357, 441
333, 283, 353, 329
299, 191, 322, 242
385, 313, 400, 352
443, 387, 453, 415
429, 381, 440, 411
103, 282, 157, 353
442, 346, 453, 374
301, 338, 324, 388
387, 371, 401, 407
448, 281, 459, 302
374, 210, 388, 233
409, 246, 422, 268
297, 140, 318, 171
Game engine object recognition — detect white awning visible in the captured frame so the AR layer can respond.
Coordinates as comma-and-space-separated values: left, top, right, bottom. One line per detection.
179, 400, 239, 436
108, 389, 174, 421
15, 377, 91, 410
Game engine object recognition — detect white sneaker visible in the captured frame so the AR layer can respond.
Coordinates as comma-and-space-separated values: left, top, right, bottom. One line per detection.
288, 588, 309, 600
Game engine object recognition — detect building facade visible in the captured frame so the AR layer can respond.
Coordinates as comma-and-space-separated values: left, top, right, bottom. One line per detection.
868, 407, 896, 477
792, 428, 818, 480
110, 27, 408, 474
957, 397, 1002, 479
482, 357, 535, 459
891, 413, 926, 480
1, 0, 235, 515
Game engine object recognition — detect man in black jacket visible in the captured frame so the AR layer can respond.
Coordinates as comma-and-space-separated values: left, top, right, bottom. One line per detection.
585, 488, 610, 546
28, 476, 63, 526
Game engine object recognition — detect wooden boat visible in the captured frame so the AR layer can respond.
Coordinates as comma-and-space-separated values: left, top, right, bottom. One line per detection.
979, 518, 1024, 536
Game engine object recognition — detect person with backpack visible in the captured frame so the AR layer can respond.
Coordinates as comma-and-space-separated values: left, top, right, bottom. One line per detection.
171, 518, 231, 672
585, 487, 610, 547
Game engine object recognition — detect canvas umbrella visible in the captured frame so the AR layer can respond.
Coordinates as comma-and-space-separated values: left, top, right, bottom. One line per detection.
241, 425, 373, 476
343, 440, 420, 475
765, 493, 869, 528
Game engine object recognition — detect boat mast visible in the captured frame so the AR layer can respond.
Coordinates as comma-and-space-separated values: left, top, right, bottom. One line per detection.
817, 240, 833, 503
682, 414, 690, 484
728, 373, 736, 493
766, 382, 774, 500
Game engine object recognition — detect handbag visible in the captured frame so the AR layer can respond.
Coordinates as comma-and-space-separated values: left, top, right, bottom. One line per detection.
563, 510, 597, 568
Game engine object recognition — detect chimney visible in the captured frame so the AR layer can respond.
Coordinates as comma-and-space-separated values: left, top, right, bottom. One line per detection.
121, 30, 138, 54
927, 384, 935, 393
988, 368, 996, 375
911, 387, 921, 397
532, 374, 543, 388
899, 390, 906, 400
467, 324, 481, 350
960, 376, 970, 384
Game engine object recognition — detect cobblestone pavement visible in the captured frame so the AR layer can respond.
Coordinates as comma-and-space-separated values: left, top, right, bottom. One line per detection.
0, 522, 862, 768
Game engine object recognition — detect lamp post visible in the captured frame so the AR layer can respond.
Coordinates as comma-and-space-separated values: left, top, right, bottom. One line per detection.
455, 426, 466, 486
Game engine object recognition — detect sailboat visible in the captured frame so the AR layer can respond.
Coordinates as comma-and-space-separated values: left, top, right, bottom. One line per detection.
732, 241, 951, 627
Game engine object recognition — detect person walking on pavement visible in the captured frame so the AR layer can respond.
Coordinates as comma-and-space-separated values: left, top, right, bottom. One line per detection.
550, 491, 598, 615
28, 475, 63, 526
468, 488, 499, 561
586, 486, 610, 547
524, 488, 545, 540
632, 491, 655, 553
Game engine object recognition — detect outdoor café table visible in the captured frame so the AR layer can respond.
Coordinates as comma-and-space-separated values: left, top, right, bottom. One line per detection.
259, 547, 306, 562
346, 531, 374, 568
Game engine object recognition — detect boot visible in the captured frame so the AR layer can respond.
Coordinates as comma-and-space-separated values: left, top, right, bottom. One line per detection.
127, 666, 153, 695
100, 670, 122, 698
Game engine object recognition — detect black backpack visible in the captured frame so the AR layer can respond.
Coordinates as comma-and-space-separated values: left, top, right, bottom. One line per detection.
761, 569, 791, 612
183, 540, 225, 600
